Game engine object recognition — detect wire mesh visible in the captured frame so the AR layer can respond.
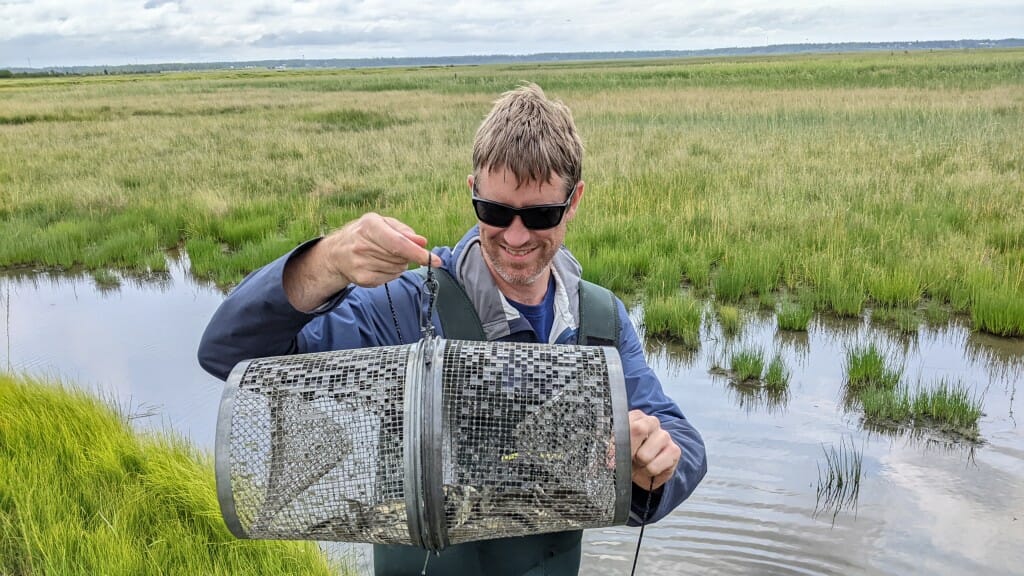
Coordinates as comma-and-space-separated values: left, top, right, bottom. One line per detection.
218, 346, 413, 544
440, 341, 624, 544
216, 339, 629, 550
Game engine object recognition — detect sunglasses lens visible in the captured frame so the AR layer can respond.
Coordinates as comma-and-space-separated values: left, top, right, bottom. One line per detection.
520, 206, 565, 230
473, 199, 515, 227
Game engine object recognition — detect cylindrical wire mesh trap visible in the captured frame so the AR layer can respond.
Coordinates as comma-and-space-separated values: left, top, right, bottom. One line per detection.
216, 338, 631, 551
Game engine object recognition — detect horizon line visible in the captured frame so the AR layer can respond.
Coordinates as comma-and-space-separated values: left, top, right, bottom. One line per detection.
6, 37, 1022, 72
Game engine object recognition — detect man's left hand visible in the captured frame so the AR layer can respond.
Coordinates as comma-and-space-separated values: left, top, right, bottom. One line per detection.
629, 409, 681, 491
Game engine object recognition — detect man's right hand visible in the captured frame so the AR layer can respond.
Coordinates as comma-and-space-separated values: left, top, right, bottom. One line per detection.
283, 213, 442, 313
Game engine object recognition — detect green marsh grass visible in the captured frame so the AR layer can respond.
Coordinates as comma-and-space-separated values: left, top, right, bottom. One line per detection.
764, 354, 791, 393
643, 294, 702, 349
971, 285, 1024, 337
714, 304, 742, 337
871, 306, 920, 334
730, 347, 765, 383
0, 372, 339, 575
777, 300, 813, 331
910, 379, 983, 439
642, 260, 683, 299
0, 50, 1022, 338
923, 300, 951, 326
845, 342, 983, 440
859, 385, 913, 423
861, 380, 982, 440
844, 343, 903, 394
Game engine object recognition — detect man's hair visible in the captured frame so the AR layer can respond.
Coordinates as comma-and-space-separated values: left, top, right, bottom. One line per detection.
473, 83, 583, 195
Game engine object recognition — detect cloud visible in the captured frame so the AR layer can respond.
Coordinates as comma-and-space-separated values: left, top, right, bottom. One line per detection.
253, 29, 381, 47
249, 3, 290, 19
143, 0, 180, 9
2, 0, 1023, 67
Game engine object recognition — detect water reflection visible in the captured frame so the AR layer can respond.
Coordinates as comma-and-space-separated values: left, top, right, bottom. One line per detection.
814, 437, 864, 523
861, 419, 984, 457
643, 338, 700, 374
726, 380, 790, 415
607, 303, 1024, 576
775, 330, 811, 367
0, 259, 226, 446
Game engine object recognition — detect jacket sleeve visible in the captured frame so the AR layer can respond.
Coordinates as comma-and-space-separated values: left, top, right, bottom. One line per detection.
197, 239, 427, 381
197, 239, 350, 380
615, 299, 707, 525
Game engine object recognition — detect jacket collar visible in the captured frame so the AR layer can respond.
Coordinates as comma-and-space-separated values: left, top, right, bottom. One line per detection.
447, 226, 582, 342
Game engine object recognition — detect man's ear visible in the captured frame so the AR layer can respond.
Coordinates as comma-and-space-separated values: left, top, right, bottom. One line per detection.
565, 180, 585, 222
467, 174, 475, 191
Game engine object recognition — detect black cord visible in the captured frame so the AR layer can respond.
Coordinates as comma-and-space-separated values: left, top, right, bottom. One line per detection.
630, 479, 655, 576
384, 282, 403, 343
421, 254, 438, 339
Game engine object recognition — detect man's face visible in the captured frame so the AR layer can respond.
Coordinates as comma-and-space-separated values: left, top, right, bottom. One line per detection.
470, 168, 583, 296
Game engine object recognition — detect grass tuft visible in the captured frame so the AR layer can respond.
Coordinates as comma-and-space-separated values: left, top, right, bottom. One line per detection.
845, 342, 984, 441
844, 343, 902, 394
643, 294, 702, 350
730, 347, 765, 382
970, 287, 1024, 337
860, 385, 913, 423
714, 304, 742, 337
777, 300, 813, 331
0, 373, 340, 576
764, 354, 791, 393
910, 379, 983, 438
861, 380, 983, 440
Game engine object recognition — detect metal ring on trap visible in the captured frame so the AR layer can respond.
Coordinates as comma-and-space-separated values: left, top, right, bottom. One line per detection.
215, 338, 632, 551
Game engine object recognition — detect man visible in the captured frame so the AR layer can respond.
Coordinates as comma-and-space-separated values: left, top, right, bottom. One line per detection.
199, 83, 706, 575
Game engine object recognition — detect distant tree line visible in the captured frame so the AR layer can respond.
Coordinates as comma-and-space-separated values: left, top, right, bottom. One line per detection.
5, 38, 1023, 76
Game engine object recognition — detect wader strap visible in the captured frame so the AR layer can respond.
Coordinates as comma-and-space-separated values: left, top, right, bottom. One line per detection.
413, 267, 487, 341
578, 280, 620, 346
414, 270, 620, 345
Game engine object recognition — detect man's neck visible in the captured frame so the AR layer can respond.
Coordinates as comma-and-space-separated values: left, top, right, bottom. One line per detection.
492, 267, 552, 306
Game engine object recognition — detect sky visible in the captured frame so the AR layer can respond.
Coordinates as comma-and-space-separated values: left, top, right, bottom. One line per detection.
2, 0, 1022, 68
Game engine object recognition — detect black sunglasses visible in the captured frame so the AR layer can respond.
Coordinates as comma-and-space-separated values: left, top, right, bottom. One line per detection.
472, 183, 576, 230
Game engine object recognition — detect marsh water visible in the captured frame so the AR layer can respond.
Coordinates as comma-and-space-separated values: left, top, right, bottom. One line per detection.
3, 259, 1022, 575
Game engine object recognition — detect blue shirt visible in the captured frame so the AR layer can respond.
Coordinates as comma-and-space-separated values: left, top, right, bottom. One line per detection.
506, 276, 556, 343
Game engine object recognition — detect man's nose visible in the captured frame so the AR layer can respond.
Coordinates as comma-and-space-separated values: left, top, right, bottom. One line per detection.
502, 216, 531, 246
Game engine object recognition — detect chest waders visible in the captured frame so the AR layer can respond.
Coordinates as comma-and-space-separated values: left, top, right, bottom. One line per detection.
373, 268, 620, 576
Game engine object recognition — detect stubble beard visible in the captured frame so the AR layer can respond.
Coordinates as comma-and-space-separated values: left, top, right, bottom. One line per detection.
483, 242, 552, 287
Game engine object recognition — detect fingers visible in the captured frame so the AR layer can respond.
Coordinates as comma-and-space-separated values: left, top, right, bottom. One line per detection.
629, 409, 681, 492
329, 213, 441, 287
380, 216, 443, 268
633, 436, 680, 485
629, 409, 657, 459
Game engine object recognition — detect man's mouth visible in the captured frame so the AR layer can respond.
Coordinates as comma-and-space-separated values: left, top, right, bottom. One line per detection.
502, 246, 536, 258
